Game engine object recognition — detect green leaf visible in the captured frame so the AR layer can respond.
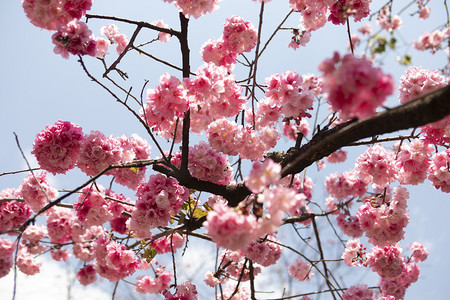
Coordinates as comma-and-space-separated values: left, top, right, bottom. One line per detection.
144, 247, 157, 263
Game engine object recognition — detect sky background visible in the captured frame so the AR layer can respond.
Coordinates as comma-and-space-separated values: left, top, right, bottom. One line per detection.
0, 0, 449, 299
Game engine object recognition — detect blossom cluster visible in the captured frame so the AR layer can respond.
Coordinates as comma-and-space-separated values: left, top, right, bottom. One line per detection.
319, 52, 395, 119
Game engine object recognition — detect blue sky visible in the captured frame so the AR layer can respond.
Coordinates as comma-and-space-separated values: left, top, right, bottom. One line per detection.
1, 1, 449, 299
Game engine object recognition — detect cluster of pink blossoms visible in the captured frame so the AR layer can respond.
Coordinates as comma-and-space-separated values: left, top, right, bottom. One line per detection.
398, 66, 448, 104
245, 158, 281, 193
135, 268, 172, 294
325, 170, 367, 201
32, 120, 84, 174
164, 281, 198, 299
264, 70, 314, 119
356, 186, 409, 247
428, 149, 450, 192
52, 19, 97, 59
328, 0, 372, 25
99, 24, 130, 55
185, 63, 247, 131
377, 5, 402, 32
73, 184, 113, 227
152, 233, 185, 254
0, 238, 15, 278
355, 144, 397, 188
413, 27, 450, 54
201, 16, 257, 70
32, 121, 151, 189
0, 188, 32, 233
341, 284, 374, 300
319, 52, 395, 120
170, 141, 233, 184
47, 207, 75, 244
93, 236, 140, 282
244, 235, 282, 267
206, 118, 279, 160
342, 239, 367, 267
22, 0, 93, 30
288, 259, 314, 281
163, 0, 220, 18
395, 139, 433, 185
77, 131, 124, 176
128, 173, 189, 238
204, 200, 259, 250
17, 172, 59, 212
142, 73, 189, 131
367, 245, 405, 280
76, 264, 97, 286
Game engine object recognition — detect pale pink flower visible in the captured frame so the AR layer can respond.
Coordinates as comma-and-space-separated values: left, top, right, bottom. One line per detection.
151, 20, 172, 42
245, 159, 281, 193
204, 201, 259, 250
398, 66, 447, 104
164, 281, 198, 299
410, 241, 428, 263
47, 207, 75, 244
342, 284, 374, 300
17, 248, 41, 275
367, 245, 405, 280
244, 234, 282, 267
152, 233, 185, 254
428, 149, 450, 193
342, 239, 366, 266
135, 269, 172, 294
288, 259, 314, 281
222, 16, 258, 54
355, 144, 397, 188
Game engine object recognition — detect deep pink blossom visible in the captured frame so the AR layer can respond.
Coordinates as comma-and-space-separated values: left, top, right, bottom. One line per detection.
76, 264, 97, 286
0, 238, 15, 278
0, 188, 32, 232
32, 120, 84, 174
52, 19, 96, 59
328, 0, 372, 25
128, 174, 189, 238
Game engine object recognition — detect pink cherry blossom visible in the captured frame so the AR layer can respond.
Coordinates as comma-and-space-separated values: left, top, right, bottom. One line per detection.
409, 241, 428, 263
204, 201, 259, 250
354, 144, 397, 188
245, 159, 281, 193
367, 244, 405, 280
222, 16, 258, 54
152, 233, 186, 254
17, 248, 41, 275
77, 131, 123, 176
32, 120, 84, 174
288, 259, 314, 281
428, 149, 450, 193
0, 238, 15, 278
128, 174, 189, 237
18, 172, 59, 212
76, 264, 97, 286
0, 188, 32, 232
342, 284, 374, 300
142, 73, 189, 129
356, 187, 409, 246
395, 139, 433, 185
377, 6, 402, 31
398, 66, 447, 104
164, 281, 198, 299
151, 20, 172, 42
325, 170, 367, 201
326, 149, 347, 163
201, 38, 238, 71
319, 52, 395, 120
95, 37, 110, 58
93, 236, 140, 282
328, 0, 372, 25
244, 234, 282, 267
342, 239, 366, 266
413, 30, 446, 53
47, 207, 75, 244
52, 19, 96, 59
135, 268, 172, 294
74, 184, 113, 226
